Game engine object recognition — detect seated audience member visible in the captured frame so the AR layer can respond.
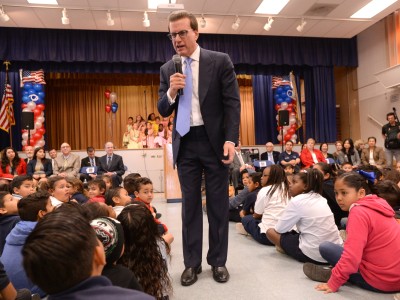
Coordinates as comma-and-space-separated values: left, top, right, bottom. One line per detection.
313, 163, 348, 228
23, 146, 34, 165
229, 170, 250, 222
48, 148, 57, 170
300, 138, 325, 168
372, 180, 400, 212
101, 175, 113, 191
87, 179, 106, 203
279, 140, 300, 172
123, 173, 141, 199
341, 162, 353, 173
97, 142, 125, 188
69, 177, 88, 204
83, 202, 116, 220
53, 143, 80, 178
230, 142, 253, 189
238, 172, 263, 219
360, 137, 386, 169
90, 217, 142, 291
0, 192, 20, 255
332, 141, 343, 161
10, 175, 35, 200
133, 177, 173, 245
319, 143, 334, 162
1, 191, 53, 297
21, 207, 152, 300
240, 166, 290, 246
354, 139, 365, 158
266, 169, 342, 264
105, 187, 132, 217
337, 138, 361, 169
27, 147, 52, 182
80, 147, 100, 183
283, 164, 295, 174
304, 173, 400, 295
118, 203, 172, 299
48, 176, 71, 207
260, 142, 280, 165
0, 147, 27, 180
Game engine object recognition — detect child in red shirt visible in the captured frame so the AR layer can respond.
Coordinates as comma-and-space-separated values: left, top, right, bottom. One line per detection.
87, 179, 106, 203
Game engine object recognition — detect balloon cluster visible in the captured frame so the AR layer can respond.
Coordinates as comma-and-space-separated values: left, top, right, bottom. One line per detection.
104, 89, 118, 113
21, 83, 46, 149
274, 85, 298, 144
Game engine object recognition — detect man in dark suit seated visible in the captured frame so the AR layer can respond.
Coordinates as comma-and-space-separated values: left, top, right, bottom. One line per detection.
97, 142, 125, 188
80, 147, 100, 183
260, 142, 280, 165
230, 142, 254, 189
24, 146, 34, 164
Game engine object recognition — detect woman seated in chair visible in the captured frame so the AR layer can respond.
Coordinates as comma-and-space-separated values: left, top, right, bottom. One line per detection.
0, 147, 27, 180
27, 147, 53, 182
319, 142, 334, 163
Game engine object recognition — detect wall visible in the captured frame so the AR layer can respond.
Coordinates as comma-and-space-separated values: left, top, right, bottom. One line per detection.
357, 19, 392, 146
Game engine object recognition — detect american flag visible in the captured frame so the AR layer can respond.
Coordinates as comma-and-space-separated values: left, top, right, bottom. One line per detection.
272, 75, 290, 89
289, 71, 302, 129
0, 80, 15, 133
20, 69, 46, 85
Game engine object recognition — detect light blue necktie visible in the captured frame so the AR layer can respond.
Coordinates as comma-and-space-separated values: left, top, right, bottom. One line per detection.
176, 57, 193, 137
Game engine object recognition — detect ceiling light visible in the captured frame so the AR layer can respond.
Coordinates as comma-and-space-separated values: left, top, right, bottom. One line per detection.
351, 0, 397, 19
0, 6, 9, 22
232, 16, 240, 31
199, 14, 206, 28
106, 10, 114, 26
148, 0, 176, 10
264, 17, 274, 31
27, 0, 58, 4
61, 8, 69, 25
143, 11, 150, 28
296, 18, 306, 32
255, 0, 290, 15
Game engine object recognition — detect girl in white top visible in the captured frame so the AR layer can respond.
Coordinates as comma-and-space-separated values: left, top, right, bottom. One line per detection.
266, 169, 342, 263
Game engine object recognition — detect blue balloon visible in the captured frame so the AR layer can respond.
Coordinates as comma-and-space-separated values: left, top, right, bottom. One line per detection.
274, 93, 280, 100
33, 84, 43, 92
111, 103, 118, 113
284, 85, 291, 91
35, 98, 44, 104
28, 89, 36, 95
276, 87, 283, 94
280, 90, 287, 97
22, 90, 29, 96
276, 97, 283, 104
38, 91, 45, 99
285, 97, 292, 104
22, 95, 30, 103
24, 83, 33, 91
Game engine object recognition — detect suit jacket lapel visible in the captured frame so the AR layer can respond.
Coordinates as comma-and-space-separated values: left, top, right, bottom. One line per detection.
198, 49, 213, 106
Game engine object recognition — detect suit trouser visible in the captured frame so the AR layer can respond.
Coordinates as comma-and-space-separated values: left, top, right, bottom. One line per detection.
177, 126, 229, 268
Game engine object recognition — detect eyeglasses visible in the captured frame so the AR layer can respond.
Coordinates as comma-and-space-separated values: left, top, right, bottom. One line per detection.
167, 30, 192, 40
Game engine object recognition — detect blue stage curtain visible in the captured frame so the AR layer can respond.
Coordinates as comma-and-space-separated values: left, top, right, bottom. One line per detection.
0, 28, 357, 73
0, 71, 23, 150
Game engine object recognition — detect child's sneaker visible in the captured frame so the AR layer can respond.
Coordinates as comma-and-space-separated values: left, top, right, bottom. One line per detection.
235, 223, 248, 235
303, 262, 332, 282
275, 245, 286, 254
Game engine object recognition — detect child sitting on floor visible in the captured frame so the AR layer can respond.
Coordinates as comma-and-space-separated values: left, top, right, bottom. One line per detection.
88, 179, 106, 203
69, 177, 88, 204
105, 187, 132, 217
0, 192, 20, 255
304, 172, 400, 294
238, 171, 263, 218
10, 175, 35, 200
266, 169, 342, 264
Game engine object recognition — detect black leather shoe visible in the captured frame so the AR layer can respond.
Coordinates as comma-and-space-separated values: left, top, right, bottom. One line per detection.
181, 266, 202, 286
211, 266, 230, 283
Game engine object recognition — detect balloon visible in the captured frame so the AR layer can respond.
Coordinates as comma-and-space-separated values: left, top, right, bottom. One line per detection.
110, 92, 117, 103
21, 104, 27, 109
36, 140, 45, 147
292, 134, 297, 140
277, 134, 282, 141
22, 132, 28, 140
276, 97, 283, 104
111, 102, 118, 113
275, 104, 280, 111
289, 117, 297, 125
38, 91, 45, 99
27, 101, 36, 110
33, 132, 42, 140
28, 89, 36, 95
22, 96, 30, 103
283, 125, 291, 131
35, 121, 42, 129
274, 94, 280, 101
36, 104, 45, 111
290, 112, 296, 116
105, 104, 111, 113
22, 108, 32, 112
287, 107, 293, 113
291, 138, 297, 144
34, 84, 43, 92
35, 98, 44, 104
21, 140, 27, 146
285, 97, 292, 104
284, 85, 291, 91
284, 134, 292, 141
36, 116, 45, 123
29, 139, 35, 146
288, 128, 295, 134
281, 102, 288, 109
37, 128, 46, 135
104, 89, 111, 99
24, 83, 33, 91
276, 87, 283, 94
23, 90, 29, 96
33, 109, 41, 118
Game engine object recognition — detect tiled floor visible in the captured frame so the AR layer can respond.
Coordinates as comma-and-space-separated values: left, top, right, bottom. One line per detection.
153, 194, 396, 300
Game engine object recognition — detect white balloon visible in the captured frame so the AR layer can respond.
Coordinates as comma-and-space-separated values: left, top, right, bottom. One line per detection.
37, 116, 45, 123
110, 92, 117, 103
289, 117, 296, 125
36, 140, 45, 147
276, 115, 279, 121
277, 134, 282, 141
281, 102, 288, 109
283, 125, 291, 130
35, 122, 42, 129
292, 134, 297, 140
40, 112, 44, 117
291, 138, 296, 144
27, 101, 36, 110
282, 129, 287, 135
22, 132, 28, 140
22, 108, 31, 112
21, 140, 27, 146
29, 129, 36, 134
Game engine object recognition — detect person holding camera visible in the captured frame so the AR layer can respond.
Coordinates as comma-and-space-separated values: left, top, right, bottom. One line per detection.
382, 112, 400, 168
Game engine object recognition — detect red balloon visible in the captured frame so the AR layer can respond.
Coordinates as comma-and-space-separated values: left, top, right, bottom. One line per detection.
36, 104, 45, 111
21, 129, 27, 133
287, 107, 292, 113
284, 134, 292, 141
288, 128, 295, 134
277, 126, 282, 132
104, 89, 111, 99
21, 104, 27, 109
37, 128, 46, 135
275, 104, 280, 111
288, 103, 293, 108
29, 139, 35, 146
33, 132, 42, 140
291, 124, 297, 129
290, 112, 296, 116
105, 104, 111, 113
33, 108, 41, 118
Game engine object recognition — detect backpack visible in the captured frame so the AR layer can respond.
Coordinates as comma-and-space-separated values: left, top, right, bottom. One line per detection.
384, 124, 400, 149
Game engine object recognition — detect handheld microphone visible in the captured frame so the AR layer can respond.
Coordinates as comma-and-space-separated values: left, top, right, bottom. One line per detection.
172, 54, 183, 96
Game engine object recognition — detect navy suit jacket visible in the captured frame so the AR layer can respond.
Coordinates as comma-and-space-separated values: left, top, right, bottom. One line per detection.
260, 151, 280, 164
97, 154, 125, 177
158, 48, 241, 165
26, 159, 53, 177
81, 156, 100, 168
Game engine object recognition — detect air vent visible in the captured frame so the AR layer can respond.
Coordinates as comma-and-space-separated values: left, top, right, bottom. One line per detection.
305, 4, 338, 17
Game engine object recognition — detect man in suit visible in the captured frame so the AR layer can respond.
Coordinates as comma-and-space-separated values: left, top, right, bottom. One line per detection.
260, 142, 280, 165
80, 146, 100, 182
158, 10, 240, 286
24, 146, 34, 164
230, 141, 254, 189
97, 142, 125, 188
53, 143, 80, 178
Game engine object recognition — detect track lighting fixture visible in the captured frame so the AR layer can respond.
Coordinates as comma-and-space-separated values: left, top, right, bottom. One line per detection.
296, 18, 306, 32
61, 8, 69, 25
0, 6, 9, 22
263, 17, 274, 31
143, 11, 150, 28
232, 16, 240, 31
106, 10, 114, 26
199, 14, 206, 28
